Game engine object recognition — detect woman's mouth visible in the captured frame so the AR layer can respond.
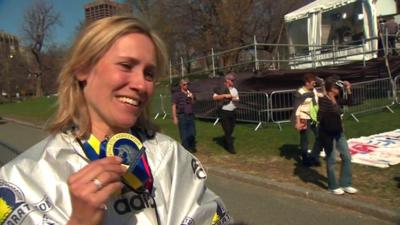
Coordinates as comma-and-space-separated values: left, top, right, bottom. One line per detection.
117, 96, 140, 106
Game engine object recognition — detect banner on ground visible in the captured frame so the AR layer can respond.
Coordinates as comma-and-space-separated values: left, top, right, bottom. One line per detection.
347, 129, 400, 168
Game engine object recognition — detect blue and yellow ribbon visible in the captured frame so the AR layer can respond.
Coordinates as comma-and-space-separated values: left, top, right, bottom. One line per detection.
81, 132, 153, 193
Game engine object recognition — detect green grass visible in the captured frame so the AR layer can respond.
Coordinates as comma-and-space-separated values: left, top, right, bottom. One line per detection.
0, 96, 57, 125
344, 106, 400, 138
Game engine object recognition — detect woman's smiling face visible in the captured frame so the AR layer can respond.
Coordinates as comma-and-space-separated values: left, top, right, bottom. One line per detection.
76, 33, 157, 138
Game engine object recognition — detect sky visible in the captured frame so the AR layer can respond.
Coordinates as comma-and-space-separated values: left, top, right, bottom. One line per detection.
0, 0, 123, 46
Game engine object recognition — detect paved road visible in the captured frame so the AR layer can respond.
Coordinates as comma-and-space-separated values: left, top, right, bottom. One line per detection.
0, 120, 395, 225
207, 175, 394, 225
0, 120, 46, 166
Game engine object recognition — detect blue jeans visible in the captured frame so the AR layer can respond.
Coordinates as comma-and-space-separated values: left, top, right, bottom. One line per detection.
177, 114, 196, 150
320, 131, 352, 190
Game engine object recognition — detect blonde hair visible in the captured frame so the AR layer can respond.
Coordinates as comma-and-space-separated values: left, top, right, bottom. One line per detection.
47, 16, 168, 138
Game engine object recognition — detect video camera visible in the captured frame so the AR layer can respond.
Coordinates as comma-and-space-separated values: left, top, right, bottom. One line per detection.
315, 76, 325, 87
335, 80, 345, 89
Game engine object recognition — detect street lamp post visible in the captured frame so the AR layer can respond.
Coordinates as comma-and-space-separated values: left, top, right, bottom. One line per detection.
6, 54, 14, 102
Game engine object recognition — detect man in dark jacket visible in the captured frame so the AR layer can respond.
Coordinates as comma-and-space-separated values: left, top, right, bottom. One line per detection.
318, 76, 358, 195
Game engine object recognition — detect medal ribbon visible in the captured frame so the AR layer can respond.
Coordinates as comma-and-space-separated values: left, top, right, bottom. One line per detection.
82, 134, 107, 160
81, 133, 153, 193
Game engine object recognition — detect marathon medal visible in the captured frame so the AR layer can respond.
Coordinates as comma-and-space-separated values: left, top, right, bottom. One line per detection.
106, 133, 145, 169
106, 133, 151, 192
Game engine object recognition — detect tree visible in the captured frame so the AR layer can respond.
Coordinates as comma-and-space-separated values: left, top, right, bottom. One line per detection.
0, 50, 29, 102
22, 0, 61, 97
125, 0, 308, 73
41, 44, 67, 95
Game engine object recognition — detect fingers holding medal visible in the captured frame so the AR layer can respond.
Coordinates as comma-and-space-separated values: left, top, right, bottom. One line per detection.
68, 156, 126, 211
106, 133, 146, 192
68, 132, 145, 215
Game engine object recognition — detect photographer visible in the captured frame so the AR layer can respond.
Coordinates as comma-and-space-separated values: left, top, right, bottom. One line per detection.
318, 76, 358, 195
172, 78, 197, 152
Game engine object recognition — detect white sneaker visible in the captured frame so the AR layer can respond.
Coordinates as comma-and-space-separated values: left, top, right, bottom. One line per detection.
342, 186, 358, 194
330, 188, 344, 195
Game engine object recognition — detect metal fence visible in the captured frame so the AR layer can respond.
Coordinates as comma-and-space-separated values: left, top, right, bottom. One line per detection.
152, 78, 398, 130
395, 76, 400, 104
153, 94, 171, 120
169, 34, 398, 81
192, 92, 219, 121
346, 78, 395, 122
268, 89, 296, 130
154, 91, 270, 130
235, 92, 269, 130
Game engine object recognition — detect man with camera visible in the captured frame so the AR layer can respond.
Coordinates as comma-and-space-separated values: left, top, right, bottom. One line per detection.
172, 78, 197, 152
317, 76, 358, 195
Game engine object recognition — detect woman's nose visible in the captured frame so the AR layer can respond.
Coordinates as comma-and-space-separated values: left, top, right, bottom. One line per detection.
128, 69, 146, 92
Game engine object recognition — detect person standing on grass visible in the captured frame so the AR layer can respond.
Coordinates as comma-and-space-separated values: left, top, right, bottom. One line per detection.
293, 73, 323, 167
213, 72, 239, 154
172, 78, 197, 152
317, 75, 358, 195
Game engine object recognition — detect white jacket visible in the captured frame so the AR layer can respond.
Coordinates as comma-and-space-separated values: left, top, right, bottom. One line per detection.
0, 131, 231, 225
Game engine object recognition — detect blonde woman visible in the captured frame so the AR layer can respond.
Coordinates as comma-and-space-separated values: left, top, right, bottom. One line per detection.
0, 16, 230, 225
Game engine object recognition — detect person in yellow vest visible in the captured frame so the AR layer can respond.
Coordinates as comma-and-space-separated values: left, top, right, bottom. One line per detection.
293, 73, 323, 167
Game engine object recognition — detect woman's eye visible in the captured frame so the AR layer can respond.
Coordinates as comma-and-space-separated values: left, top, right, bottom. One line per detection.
144, 67, 156, 81
119, 63, 132, 71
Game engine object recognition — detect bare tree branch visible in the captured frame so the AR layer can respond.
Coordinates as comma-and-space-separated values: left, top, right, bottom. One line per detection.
126, 0, 308, 72
22, 0, 60, 97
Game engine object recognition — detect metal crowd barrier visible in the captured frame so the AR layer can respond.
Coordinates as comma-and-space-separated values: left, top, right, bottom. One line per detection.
192, 92, 220, 121
268, 89, 296, 130
153, 94, 171, 120
152, 78, 398, 130
395, 76, 400, 104
235, 92, 269, 131
192, 91, 270, 130
346, 78, 395, 122
153, 91, 270, 130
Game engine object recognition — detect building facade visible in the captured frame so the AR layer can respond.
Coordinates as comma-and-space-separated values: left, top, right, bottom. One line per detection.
0, 32, 19, 55
84, 0, 132, 23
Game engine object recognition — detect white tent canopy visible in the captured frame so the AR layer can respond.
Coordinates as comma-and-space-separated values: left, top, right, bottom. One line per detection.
284, 0, 379, 69
284, 0, 359, 23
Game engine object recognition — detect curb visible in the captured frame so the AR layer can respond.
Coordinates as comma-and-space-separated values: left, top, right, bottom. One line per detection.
1, 117, 43, 129
207, 166, 400, 223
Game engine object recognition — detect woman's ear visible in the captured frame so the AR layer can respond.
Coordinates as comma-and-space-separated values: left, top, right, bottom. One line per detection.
75, 72, 88, 82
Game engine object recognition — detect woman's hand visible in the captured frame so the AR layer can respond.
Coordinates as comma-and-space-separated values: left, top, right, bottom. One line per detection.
343, 81, 352, 94
67, 156, 127, 225
343, 81, 351, 89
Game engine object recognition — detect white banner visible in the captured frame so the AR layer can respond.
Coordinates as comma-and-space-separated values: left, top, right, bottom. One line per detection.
347, 129, 400, 168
